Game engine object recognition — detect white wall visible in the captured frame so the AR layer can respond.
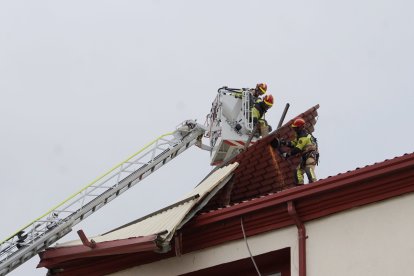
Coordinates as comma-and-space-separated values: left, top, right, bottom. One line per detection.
307, 192, 414, 276
109, 225, 298, 276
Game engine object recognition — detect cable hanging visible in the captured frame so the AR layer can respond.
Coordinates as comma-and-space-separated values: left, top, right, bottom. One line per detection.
240, 217, 261, 276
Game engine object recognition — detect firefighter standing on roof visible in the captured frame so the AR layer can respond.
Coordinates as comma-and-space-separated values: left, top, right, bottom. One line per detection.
275, 117, 319, 184
252, 94, 274, 137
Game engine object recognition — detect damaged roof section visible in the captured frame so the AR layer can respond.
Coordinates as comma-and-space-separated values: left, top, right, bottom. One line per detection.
202, 104, 320, 211
38, 163, 239, 270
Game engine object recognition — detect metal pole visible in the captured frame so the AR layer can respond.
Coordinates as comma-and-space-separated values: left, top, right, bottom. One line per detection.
277, 103, 290, 130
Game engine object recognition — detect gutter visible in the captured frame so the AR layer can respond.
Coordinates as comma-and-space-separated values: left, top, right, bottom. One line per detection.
288, 201, 307, 276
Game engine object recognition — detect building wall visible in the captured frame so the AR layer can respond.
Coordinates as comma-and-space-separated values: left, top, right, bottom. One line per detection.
109, 226, 298, 276
109, 192, 414, 276
307, 192, 414, 276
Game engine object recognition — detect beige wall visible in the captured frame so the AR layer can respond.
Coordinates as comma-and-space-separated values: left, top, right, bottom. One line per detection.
307, 192, 414, 276
110, 192, 414, 276
109, 225, 298, 276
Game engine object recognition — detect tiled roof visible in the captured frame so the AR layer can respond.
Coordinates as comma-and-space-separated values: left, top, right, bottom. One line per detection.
198, 152, 414, 216
202, 104, 320, 210
38, 151, 414, 275
180, 151, 414, 253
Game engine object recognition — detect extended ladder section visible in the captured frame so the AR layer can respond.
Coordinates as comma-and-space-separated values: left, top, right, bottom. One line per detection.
0, 120, 206, 276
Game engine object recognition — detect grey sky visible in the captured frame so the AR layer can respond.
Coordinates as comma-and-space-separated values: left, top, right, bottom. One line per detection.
1, 1, 413, 275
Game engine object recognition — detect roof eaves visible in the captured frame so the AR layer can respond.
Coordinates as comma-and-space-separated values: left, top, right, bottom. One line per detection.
38, 234, 160, 269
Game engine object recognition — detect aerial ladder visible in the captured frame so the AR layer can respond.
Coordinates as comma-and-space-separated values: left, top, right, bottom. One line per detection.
0, 88, 262, 275
0, 120, 207, 276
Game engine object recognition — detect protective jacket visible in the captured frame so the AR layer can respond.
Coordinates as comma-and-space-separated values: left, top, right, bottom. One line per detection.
251, 101, 268, 122
285, 129, 319, 184
290, 129, 319, 165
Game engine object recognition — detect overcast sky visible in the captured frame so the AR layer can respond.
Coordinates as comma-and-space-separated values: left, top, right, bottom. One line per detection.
1, 1, 413, 275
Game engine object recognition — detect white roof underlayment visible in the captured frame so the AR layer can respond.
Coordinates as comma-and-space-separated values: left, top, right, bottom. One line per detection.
56, 163, 238, 247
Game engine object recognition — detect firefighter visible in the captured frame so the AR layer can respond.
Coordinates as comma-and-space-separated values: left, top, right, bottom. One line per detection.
252, 94, 273, 137
252, 83, 267, 99
276, 117, 319, 185
232, 83, 267, 104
